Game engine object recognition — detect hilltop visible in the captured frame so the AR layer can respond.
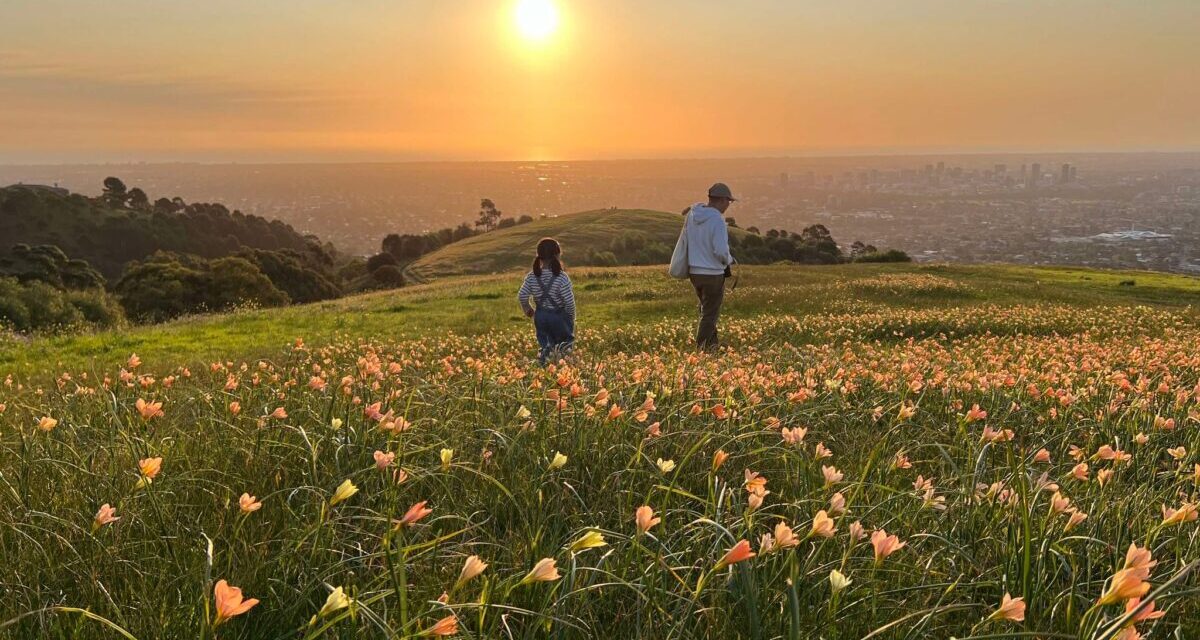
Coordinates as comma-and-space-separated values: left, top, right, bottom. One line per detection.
405, 208, 752, 280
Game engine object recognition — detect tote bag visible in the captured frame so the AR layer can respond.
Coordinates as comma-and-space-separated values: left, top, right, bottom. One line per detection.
668, 209, 691, 279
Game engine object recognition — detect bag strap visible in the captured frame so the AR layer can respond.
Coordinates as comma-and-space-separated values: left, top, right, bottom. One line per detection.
537, 272, 561, 310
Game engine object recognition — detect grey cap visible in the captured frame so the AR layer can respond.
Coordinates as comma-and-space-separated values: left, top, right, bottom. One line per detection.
708, 182, 736, 201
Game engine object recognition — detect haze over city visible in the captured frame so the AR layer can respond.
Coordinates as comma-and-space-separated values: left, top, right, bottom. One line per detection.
2, 0, 1198, 163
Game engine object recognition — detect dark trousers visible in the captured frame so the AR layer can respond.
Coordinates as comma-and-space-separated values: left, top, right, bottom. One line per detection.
689, 273, 725, 351
534, 308, 574, 364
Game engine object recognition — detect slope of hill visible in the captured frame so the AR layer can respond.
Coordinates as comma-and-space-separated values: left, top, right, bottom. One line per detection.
3, 262, 1200, 638
406, 208, 748, 280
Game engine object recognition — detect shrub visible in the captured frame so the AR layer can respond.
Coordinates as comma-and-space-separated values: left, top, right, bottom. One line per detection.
854, 249, 913, 263
370, 264, 406, 288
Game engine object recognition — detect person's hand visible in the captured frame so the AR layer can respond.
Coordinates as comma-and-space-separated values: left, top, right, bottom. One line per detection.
524, 308, 535, 319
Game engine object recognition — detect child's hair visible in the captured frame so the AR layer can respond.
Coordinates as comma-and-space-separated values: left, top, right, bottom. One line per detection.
532, 237, 563, 277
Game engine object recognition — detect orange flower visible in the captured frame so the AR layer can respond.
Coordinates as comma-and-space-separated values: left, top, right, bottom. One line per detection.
136, 398, 163, 420
870, 529, 905, 564
711, 404, 727, 419
965, 404, 988, 422
821, 465, 843, 488
987, 592, 1025, 622
420, 615, 457, 637
239, 493, 263, 513
138, 457, 162, 480
1122, 543, 1157, 580
1161, 502, 1198, 526
1048, 491, 1071, 516
781, 427, 807, 446
1071, 463, 1089, 481
229, 401, 241, 415
394, 501, 433, 528
1098, 568, 1150, 605
606, 404, 624, 421
270, 407, 288, 420
1123, 598, 1165, 623
635, 505, 660, 535
1064, 508, 1088, 531
213, 579, 259, 626
772, 521, 800, 550
814, 442, 832, 459
93, 503, 119, 531
456, 555, 488, 587
848, 520, 866, 541
374, 450, 395, 470
521, 558, 561, 584
711, 449, 729, 472
809, 510, 836, 539
828, 492, 846, 515
1033, 448, 1051, 464
743, 469, 767, 494
716, 539, 755, 569
37, 416, 58, 432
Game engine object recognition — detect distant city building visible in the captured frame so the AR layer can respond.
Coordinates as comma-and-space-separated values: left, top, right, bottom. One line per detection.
1029, 163, 1042, 188
1061, 163, 1071, 184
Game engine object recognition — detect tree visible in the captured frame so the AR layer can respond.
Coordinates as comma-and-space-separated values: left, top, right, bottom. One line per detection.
102, 177, 128, 207
475, 199, 502, 231
517, 214, 534, 225
127, 188, 150, 210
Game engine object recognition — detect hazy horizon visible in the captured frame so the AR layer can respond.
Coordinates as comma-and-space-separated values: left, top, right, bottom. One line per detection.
3, 0, 1198, 164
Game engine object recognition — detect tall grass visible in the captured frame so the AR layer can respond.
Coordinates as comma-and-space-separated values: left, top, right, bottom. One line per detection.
0, 289, 1197, 638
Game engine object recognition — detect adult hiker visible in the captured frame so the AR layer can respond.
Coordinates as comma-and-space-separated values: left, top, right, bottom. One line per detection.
669, 182, 736, 351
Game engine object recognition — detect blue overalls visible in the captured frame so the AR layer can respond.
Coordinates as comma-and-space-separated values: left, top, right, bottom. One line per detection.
534, 272, 573, 364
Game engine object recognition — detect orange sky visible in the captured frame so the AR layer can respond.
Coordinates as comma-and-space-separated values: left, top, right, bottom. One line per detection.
1, 0, 1197, 162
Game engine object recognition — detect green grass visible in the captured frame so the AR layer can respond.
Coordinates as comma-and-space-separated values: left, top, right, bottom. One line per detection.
4, 263, 1199, 376
2, 263, 1200, 638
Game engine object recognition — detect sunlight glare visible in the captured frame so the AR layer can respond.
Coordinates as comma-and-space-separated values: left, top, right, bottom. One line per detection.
515, 0, 559, 41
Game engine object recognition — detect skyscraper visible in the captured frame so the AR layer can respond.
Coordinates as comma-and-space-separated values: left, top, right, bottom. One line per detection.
1060, 163, 1071, 184
1029, 163, 1041, 188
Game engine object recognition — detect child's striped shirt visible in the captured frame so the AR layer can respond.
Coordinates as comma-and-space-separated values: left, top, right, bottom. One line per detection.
518, 271, 575, 321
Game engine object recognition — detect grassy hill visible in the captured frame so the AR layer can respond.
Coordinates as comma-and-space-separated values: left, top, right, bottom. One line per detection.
406, 208, 750, 280
3, 262, 1200, 638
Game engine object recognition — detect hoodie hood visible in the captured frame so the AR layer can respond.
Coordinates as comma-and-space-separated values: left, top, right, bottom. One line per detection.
690, 203, 722, 225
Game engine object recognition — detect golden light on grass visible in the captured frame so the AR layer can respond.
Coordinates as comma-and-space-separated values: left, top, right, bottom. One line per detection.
514, 0, 559, 41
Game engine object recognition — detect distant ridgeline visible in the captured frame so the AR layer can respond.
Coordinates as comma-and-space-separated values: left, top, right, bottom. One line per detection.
0, 179, 400, 332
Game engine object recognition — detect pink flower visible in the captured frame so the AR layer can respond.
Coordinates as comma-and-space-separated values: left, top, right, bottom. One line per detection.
870, 529, 905, 564
374, 450, 395, 470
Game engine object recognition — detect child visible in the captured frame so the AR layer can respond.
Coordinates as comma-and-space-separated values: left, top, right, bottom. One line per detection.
518, 238, 575, 364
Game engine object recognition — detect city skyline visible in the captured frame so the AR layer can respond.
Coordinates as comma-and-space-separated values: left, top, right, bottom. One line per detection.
1, 0, 1198, 163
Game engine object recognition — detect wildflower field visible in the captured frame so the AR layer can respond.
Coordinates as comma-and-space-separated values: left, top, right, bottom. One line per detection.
2, 264, 1200, 639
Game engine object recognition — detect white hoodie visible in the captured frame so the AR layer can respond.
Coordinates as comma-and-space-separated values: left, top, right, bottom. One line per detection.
685, 203, 734, 275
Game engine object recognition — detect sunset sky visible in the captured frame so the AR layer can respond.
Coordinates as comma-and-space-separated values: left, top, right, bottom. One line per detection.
1, 0, 1197, 163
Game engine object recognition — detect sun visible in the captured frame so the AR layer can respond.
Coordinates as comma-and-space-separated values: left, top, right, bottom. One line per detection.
514, 0, 559, 41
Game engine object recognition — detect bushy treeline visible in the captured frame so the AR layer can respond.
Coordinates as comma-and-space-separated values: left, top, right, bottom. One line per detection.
0, 244, 125, 332
0, 180, 374, 331
575, 222, 909, 268
0, 180, 324, 279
